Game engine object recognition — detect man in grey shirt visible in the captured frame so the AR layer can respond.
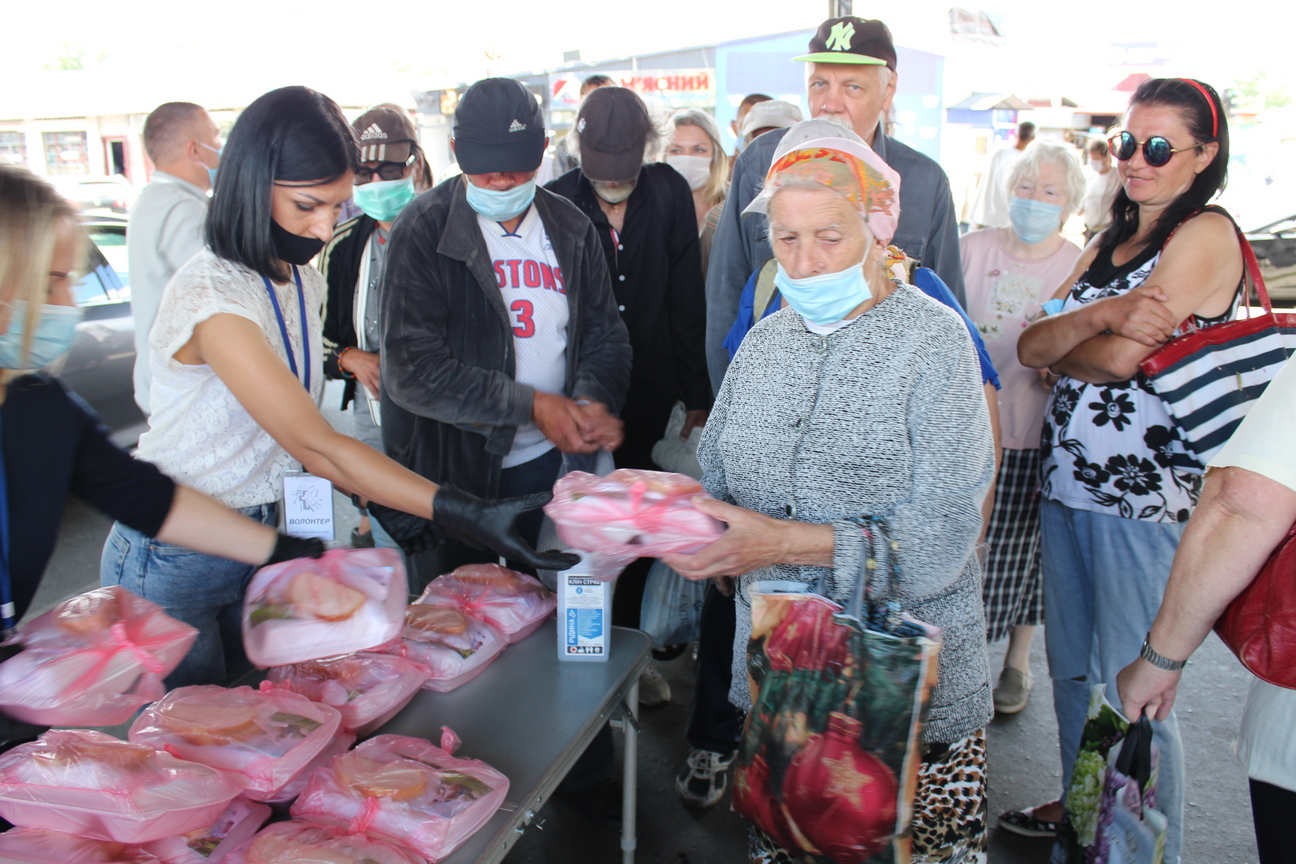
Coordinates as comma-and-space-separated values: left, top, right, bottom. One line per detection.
128, 101, 221, 413
704, 16, 966, 391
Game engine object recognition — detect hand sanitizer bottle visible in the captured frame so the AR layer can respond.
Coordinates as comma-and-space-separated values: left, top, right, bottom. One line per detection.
558, 552, 610, 662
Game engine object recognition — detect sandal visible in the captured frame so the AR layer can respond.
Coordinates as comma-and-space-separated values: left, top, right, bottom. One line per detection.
998, 801, 1062, 838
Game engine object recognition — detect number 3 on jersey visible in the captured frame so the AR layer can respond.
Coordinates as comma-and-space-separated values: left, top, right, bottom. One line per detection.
510, 299, 535, 338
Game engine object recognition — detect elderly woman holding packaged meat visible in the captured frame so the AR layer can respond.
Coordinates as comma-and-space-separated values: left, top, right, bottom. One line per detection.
664, 139, 995, 863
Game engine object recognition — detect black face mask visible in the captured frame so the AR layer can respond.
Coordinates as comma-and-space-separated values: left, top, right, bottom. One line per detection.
270, 219, 326, 266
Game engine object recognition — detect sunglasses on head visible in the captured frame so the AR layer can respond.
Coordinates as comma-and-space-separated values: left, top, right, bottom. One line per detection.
1107, 130, 1204, 168
356, 154, 416, 185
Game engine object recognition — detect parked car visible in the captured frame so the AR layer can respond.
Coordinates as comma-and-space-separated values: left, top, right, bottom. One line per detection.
55, 176, 135, 215
61, 215, 147, 447
1245, 213, 1296, 307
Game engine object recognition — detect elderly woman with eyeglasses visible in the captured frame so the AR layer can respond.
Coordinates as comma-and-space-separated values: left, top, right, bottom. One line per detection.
1006, 79, 1242, 860
664, 138, 995, 863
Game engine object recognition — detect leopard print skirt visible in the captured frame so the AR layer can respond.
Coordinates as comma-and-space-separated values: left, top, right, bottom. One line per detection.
747, 730, 988, 864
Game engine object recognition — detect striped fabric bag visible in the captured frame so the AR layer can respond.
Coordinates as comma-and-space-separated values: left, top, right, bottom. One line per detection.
1140, 213, 1296, 470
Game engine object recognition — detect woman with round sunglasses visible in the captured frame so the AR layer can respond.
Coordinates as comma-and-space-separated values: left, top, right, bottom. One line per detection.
101, 86, 574, 691
1006, 79, 1242, 859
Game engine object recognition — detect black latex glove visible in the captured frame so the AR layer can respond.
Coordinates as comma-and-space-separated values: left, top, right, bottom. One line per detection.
264, 533, 327, 566
365, 501, 444, 556
434, 486, 580, 572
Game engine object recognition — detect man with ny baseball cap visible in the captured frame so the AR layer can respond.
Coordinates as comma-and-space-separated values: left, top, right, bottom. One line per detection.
704, 16, 967, 391
377, 77, 630, 588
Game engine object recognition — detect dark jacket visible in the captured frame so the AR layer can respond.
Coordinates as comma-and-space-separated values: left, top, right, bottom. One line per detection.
318, 212, 377, 410
378, 176, 632, 497
546, 163, 712, 414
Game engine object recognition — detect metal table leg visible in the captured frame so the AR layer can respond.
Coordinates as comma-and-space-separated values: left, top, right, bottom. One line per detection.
620, 680, 640, 864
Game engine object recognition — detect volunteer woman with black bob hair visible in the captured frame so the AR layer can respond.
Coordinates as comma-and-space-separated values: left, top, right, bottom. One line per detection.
101, 86, 573, 689
0, 164, 316, 740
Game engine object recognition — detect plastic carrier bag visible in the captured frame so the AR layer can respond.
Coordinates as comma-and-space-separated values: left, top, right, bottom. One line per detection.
264, 652, 428, 735
242, 548, 407, 668
229, 820, 425, 864
378, 606, 506, 693
0, 730, 240, 844
128, 685, 342, 801
542, 469, 724, 579
639, 558, 706, 650
415, 564, 556, 644
0, 586, 197, 726
0, 828, 163, 863
143, 798, 271, 864
290, 731, 508, 863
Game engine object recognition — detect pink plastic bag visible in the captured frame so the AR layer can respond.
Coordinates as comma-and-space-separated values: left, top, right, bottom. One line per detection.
264, 652, 428, 735
378, 606, 506, 693
228, 821, 425, 864
143, 798, 270, 864
543, 469, 724, 578
290, 732, 508, 862
255, 730, 355, 806
0, 829, 162, 863
242, 548, 408, 667
128, 686, 341, 801
0, 587, 198, 726
415, 564, 556, 644
0, 730, 241, 843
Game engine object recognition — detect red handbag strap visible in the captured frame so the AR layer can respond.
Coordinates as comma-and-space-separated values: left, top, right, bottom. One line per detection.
1163, 205, 1272, 315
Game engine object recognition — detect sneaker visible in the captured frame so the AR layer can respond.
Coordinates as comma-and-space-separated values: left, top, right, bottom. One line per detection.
652, 643, 689, 662
998, 801, 1062, 838
993, 667, 1032, 714
638, 666, 671, 706
675, 748, 736, 810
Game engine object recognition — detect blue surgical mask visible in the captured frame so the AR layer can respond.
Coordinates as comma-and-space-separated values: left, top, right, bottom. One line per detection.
464, 177, 536, 222
774, 259, 872, 327
0, 302, 84, 370
353, 175, 417, 223
1008, 197, 1064, 245
199, 141, 223, 188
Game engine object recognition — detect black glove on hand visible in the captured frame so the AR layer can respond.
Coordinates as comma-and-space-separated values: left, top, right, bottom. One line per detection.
433, 486, 580, 572
265, 533, 327, 566
364, 501, 444, 556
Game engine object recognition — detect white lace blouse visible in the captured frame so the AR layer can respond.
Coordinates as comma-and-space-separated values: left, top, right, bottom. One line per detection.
137, 248, 325, 509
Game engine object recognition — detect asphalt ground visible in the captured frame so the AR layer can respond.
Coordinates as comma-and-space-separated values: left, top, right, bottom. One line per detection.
35, 380, 1262, 863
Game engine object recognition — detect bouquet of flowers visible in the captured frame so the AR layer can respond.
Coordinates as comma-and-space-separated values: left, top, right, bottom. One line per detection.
290, 732, 508, 862
128, 686, 341, 801
415, 564, 556, 644
0, 587, 197, 726
0, 730, 240, 843
242, 549, 407, 667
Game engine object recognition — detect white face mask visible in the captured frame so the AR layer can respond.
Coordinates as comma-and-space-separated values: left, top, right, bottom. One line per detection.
666, 154, 712, 192
591, 179, 636, 204
1089, 158, 1106, 173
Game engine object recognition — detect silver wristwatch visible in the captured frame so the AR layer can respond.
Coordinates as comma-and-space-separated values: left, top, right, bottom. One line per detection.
1140, 632, 1187, 672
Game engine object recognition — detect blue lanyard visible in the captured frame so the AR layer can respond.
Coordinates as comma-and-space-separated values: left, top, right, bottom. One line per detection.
0, 415, 14, 637
262, 266, 310, 392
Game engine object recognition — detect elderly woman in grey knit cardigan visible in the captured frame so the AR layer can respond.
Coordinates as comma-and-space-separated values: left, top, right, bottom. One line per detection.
664, 134, 995, 864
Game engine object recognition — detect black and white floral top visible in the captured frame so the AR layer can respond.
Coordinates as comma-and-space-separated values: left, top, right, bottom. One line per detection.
1040, 245, 1234, 523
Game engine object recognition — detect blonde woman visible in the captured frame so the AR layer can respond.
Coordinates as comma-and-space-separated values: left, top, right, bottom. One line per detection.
664, 109, 729, 279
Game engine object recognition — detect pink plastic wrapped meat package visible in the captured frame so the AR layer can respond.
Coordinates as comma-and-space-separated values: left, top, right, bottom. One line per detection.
0, 730, 240, 843
380, 606, 506, 693
128, 686, 341, 801
229, 821, 425, 864
416, 564, 557, 644
0, 828, 162, 863
242, 548, 408, 667
291, 732, 508, 862
0, 586, 197, 726
543, 469, 724, 580
143, 798, 271, 864
264, 652, 428, 735
255, 730, 355, 806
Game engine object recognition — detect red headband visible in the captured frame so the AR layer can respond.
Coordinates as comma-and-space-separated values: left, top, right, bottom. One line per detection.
1178, 78, 1218, 138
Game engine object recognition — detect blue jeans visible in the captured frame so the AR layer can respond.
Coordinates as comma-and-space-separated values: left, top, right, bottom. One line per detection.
1040, 499, 1186, 864
100, 503, 278, 689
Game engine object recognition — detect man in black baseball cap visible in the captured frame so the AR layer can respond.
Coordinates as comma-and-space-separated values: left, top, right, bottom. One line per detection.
378, 75, 630, 596
687, 10, 969, 824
